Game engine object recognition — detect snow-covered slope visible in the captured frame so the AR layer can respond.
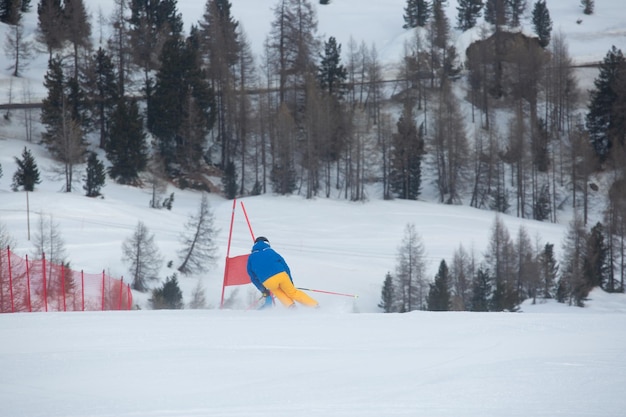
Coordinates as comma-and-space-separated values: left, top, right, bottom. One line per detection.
2, 295, 626, 417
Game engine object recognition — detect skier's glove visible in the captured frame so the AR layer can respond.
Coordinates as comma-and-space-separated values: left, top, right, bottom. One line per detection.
262, 289, 270, 297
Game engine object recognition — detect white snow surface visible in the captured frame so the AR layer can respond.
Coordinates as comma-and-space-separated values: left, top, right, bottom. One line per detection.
2, 298, 626, 417
2, 1, 626, 416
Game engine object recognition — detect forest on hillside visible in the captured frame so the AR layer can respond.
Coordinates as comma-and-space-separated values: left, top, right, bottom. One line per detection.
1, 0, 625, 308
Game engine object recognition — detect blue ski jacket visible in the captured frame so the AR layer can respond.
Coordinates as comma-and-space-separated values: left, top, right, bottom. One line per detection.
247, 240, 292, 292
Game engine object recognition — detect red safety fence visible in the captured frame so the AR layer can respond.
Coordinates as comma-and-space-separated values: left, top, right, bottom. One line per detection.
0, 247, 133, 313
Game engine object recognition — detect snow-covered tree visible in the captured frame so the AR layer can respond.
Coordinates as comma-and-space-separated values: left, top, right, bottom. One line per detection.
177, 193, 218, 275
122, 221, 163, 292
394, 223, 428, 311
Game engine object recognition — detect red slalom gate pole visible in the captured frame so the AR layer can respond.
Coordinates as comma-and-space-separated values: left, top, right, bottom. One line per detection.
26, 254, 32, 312
7, 246, 15, 313
240, 201, 255, 241
221, 199, 237, 308
297, 287, 359, 298
81, 271, 85, 311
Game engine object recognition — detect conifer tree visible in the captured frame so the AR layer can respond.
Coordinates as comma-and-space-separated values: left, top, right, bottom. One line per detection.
268, 0, 320, 109
432, 81, 469, 203
106, 98, 148, 184
586, 46, 626, 163
560, 214, 588, 306
150, 273, 184, 309
390, 104, 424, 200
317, 36, 348, 188
271, 104, 298, 195
450, 244, 474, 310
177, 193, 218, 275
508, 0, 527, 27
533, 183, 551, 221
532, 0, 552, 48
431, 0, 450, 55
379, 272, 396, 313
198, 0, 240, 169
129, 0, 184, 120
57, 108, 87, 192
484, 0, 507, 26
221, 161, 238, 200
41, 56, 65, 149
62, 0, 91, 80
484, 216, 518, 311
490, 278, 508, 311
470, 267, 491, 311
394, 223, 428, 312
39, 56, 87, 193
555, 277, 568, 303
584, 222, 609, 290
149, 32, 215, 176
87, 47, 118, 149
318, 36, 347, 97
12, 147, 41, 191
539, 243, 559, 298
36, 0, 64, 58
122, 221, 163, 292
0, 0, 26, 24
515, 226, 537, 303
40, 55, 87, 193
427, 260, 451, 311
403, 0, 431, 29
65, 74, 88, 131
580, 0, 594, 15
108, 0, 131, 97
455, 0, 482, 32
83, 152, 106, 197
604, 179, 626, 293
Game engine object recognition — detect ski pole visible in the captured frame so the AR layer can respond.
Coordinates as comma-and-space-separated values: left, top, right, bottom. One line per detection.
297, 287, 358, 298
245, 295, 265, 311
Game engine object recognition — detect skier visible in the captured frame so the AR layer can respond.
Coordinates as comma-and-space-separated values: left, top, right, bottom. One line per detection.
247, 236, 319, 309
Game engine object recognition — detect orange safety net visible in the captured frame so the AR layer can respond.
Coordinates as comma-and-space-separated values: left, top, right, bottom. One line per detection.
0, 247, 132, 313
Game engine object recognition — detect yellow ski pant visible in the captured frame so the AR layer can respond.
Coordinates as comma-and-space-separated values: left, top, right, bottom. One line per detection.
263, 272, 318, 307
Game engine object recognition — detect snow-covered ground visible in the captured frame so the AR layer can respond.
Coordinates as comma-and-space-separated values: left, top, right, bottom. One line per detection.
2, 1, 626, 416
2, 294, 626, 417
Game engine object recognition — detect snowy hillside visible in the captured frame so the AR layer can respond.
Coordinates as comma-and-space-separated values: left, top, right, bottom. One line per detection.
2, 0, 622, 309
